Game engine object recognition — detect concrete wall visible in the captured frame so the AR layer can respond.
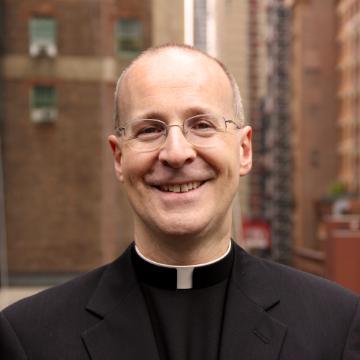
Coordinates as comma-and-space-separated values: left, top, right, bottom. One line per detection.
152, 0, 184, 45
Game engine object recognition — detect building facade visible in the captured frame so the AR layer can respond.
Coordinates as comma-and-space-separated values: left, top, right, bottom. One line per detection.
151, 0, 184, 45
337, 0, 360, 194
249, 0, 293, 263
214, 0, 251, 225
0, 0, 151, 284
290, 0, 338, 265
247, 0, 269, 220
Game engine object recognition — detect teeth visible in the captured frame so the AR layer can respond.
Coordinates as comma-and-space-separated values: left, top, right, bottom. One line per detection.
181, 184, 188, 192
192, 181, 201, 190
159, 181, 202, 193
172, 185, 181, 193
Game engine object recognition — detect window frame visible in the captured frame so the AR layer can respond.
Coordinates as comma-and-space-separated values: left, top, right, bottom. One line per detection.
30, 85, 58, 123
115, 18, 143, 58
29, 16, 57, 57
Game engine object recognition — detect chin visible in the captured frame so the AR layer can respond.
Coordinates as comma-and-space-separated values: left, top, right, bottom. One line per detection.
153, 216, 211, 239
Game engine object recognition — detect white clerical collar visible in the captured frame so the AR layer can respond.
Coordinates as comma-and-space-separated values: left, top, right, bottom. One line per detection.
133, 242, 232, 290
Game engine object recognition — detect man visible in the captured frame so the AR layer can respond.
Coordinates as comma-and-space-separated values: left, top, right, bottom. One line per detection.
0, 44, 359, 359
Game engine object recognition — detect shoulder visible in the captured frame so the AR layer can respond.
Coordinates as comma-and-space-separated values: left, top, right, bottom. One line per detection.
265, 256, 357, 302
0, 265, 109, 359
0, 247, 135, 358
1, 244, 134, 328
235, 245, 359, 311
234, 247, 360, 357
1, 264, 107, 331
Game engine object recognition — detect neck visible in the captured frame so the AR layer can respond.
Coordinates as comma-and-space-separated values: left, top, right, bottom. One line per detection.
133, 207, 234, 265
134, 226, 232, 266
135, 241, 232, 268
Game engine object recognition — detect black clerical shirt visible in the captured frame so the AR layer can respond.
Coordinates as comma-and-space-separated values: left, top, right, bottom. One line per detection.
131, 243, 234, 360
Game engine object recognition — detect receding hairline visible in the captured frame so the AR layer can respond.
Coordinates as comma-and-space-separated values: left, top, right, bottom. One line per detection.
113, 44, 245, 128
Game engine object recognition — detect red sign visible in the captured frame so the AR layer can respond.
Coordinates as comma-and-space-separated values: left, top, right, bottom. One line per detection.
242, 220, 271, 250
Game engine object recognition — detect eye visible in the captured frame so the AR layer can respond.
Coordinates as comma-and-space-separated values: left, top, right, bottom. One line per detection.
193, 121, 214, 130
187, 115, 219, 134
130, 120, 165, 140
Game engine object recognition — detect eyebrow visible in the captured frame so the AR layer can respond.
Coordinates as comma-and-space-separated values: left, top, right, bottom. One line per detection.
133, 106, 217, 122
183, 106, 216, 118
134, 111, 165, 121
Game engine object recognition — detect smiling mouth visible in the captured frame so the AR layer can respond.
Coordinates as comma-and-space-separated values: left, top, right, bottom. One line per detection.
155, 181, 205, 193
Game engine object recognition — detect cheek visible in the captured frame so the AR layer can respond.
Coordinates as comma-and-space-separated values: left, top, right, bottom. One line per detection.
121, 152, 155, 186
211, 139, 241, 175
122, 163, 142, 187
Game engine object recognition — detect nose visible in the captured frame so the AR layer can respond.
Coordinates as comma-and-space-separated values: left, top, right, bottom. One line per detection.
158, 126, 196, 168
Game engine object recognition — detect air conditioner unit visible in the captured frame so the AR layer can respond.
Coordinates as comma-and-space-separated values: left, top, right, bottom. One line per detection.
31, 108, 57, 123
29, 42, 57, 58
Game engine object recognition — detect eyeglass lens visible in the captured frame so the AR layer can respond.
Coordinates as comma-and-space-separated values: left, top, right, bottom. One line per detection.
122, 114, 228, 151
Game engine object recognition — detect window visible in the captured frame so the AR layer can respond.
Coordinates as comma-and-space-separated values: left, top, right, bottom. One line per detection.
116, 19, 143, 57
29, 17, 57, 57
30, 86, 58, 123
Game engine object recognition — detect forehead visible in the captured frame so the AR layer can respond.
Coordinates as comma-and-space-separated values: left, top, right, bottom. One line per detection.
119, 49, 234, 120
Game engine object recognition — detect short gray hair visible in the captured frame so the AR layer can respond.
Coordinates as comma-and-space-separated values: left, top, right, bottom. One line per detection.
113, 44, 245, 129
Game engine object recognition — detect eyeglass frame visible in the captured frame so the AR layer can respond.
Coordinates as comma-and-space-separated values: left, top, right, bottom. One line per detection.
114, 114, 242, 151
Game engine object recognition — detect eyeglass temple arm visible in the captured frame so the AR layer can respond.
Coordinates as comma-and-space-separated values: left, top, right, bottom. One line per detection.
115, 127, 126, 136
225, 120, 241, 129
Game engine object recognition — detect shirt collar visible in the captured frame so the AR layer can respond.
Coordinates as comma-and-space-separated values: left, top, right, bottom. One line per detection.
131, 242, 233, 290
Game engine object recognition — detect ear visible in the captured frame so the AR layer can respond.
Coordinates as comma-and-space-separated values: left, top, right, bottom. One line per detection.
239, 126, 252, 176
108, 135, 124, 182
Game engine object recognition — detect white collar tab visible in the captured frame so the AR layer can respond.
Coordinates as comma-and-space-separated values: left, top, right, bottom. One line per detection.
132, 242, 233, 290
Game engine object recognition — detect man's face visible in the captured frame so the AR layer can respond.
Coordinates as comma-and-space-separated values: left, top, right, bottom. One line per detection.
109, 49, 252, 242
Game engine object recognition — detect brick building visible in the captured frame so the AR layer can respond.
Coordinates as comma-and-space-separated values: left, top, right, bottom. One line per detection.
337, 0, 360, 194
288, 0, 338, 270
288, 1, 360, 286
0, 0, 151, 284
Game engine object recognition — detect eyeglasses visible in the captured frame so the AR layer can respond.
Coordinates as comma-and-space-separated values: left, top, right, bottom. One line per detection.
115, 114, 241, 152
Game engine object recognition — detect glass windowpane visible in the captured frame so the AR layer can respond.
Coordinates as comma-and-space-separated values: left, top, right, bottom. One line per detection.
30, 17, 56, 44
116, 19, 143, 56
32, 86, 57, 109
